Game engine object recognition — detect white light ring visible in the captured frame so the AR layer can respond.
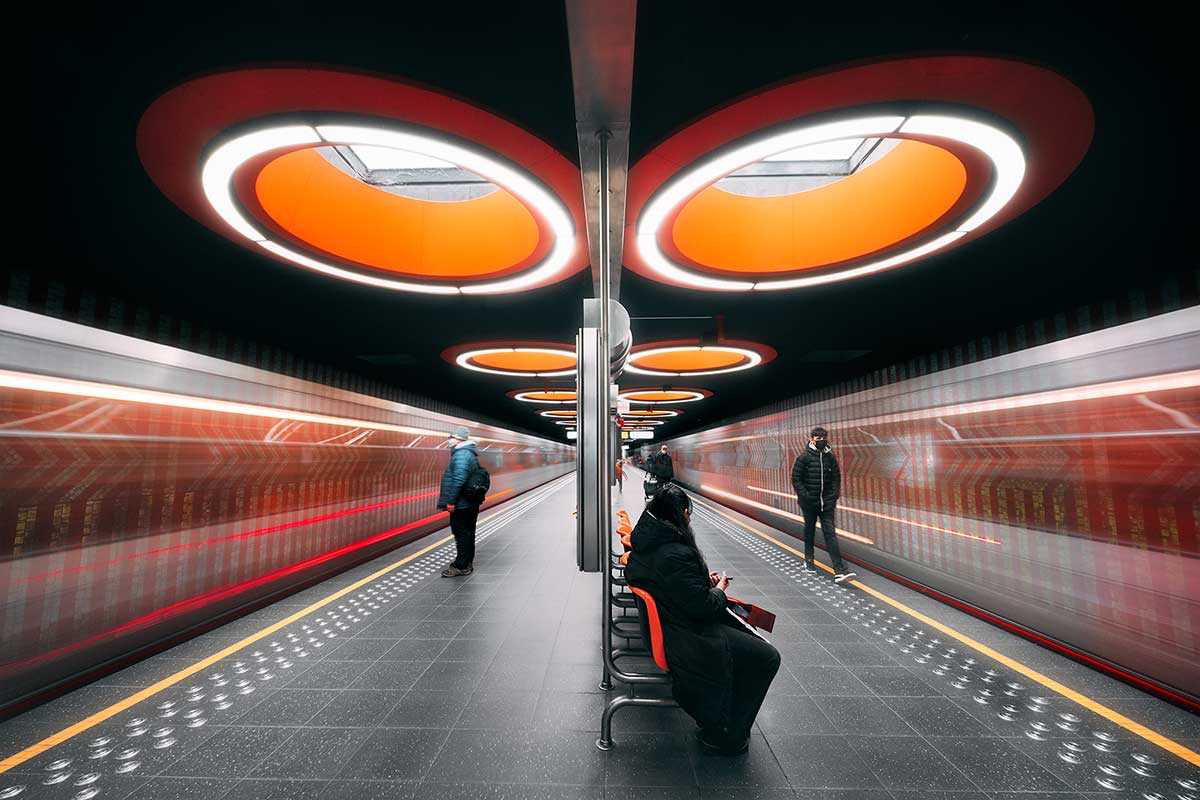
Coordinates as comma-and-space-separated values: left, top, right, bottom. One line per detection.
634, 113, 1025, 292
555, 420, 577, 426
512, 391, 578, 405
619, 390, 707, 405
201, 125, 322, 242
624, 345, 764, 376
539, 410, 578, 419
454, 347, 577, 378
623, 419, 664, 426
622, 409, 680, 418
200, 123, 577, 295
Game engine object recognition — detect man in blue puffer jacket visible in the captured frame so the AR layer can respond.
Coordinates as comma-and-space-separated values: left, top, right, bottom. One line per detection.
437, 425, 482, 577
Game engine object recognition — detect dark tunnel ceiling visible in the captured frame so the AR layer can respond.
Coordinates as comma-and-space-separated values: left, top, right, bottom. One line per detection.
22, 1, 1191, 441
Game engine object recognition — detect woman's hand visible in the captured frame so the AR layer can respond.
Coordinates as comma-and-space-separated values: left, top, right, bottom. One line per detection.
709, 571, 720, 587
715, 573, 731, 592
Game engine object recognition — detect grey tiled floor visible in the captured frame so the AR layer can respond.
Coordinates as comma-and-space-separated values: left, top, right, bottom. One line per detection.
1, 473, 1197, 800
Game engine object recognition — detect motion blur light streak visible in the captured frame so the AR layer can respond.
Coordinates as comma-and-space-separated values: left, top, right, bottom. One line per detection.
745, 485, 1003, 545
701, 485, 876, 544
0, 369, 496, 442
665, 310, 1200, 702
0, 322, 574, 709
15, 490, 441, 584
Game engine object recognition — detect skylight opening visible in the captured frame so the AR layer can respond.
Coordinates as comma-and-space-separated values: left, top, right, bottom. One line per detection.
349, 145, 457, 171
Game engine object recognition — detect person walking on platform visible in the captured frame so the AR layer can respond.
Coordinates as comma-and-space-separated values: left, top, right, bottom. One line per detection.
615, 458, 625, 493
437, 425, 486, 578
625, 485, 781, 755
644, 443, 675, 501
791, 426, 857, 584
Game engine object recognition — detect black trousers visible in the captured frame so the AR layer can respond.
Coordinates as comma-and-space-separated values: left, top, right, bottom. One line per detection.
719, 624, 781, 742
801, 502, 847, 572
449, 506, 479, 568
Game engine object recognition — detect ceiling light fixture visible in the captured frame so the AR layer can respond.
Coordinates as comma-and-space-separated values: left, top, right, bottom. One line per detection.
624, 345, 764, 377
199, 122, 576, 295
511, 390, 578, 404
635, 114, 1025, 291
454, 347, 577, 377
619, 388, 708, 405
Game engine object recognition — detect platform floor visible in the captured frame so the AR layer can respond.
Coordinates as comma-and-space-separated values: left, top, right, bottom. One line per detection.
1, 473, 1197, 799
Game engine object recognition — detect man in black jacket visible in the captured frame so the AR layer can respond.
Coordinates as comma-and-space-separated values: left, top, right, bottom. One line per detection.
643, 444, 675, 500
791, 426, 857, 584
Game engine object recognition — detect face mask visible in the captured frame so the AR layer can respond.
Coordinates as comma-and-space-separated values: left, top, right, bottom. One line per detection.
814, 438, 828, 449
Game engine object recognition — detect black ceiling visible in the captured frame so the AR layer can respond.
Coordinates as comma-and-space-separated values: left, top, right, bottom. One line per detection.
20, 1, 1191, 440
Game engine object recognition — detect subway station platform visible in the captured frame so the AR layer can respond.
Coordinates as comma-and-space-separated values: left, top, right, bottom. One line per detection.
1, 474, 1197, 800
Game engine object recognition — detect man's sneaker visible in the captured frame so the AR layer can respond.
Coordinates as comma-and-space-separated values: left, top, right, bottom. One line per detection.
800, 562, 818, 574
441, 565, 472, 578
834, 571, 858, 584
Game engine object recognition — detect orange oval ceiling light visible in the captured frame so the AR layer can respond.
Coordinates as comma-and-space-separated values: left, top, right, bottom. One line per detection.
623, 409, 679, 418
626, 340, 776, 377
671, 140, 966, 274
255, 148, 539, 279
624, 57, 1095, 292
510, 389, 577, 404
619, 388, 712, 405
540, 409, 578, 419
445, 342, 577, 377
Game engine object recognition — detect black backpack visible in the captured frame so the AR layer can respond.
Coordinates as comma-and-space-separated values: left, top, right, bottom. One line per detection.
461, 454, 491, 502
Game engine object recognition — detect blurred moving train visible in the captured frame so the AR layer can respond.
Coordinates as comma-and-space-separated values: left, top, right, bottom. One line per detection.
646, 307, 1199, 705
0, 307, 574, 712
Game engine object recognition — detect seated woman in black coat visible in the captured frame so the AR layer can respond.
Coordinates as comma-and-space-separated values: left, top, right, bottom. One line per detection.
624, 485, 781, 755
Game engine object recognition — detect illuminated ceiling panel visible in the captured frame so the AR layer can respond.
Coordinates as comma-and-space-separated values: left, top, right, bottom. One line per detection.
619, 388, 712, 405
444, 343, 577, 377
137, 67, 589, 295
625, 341, 775, 377
511, 390, 578, 404
623, 56, 1094, 292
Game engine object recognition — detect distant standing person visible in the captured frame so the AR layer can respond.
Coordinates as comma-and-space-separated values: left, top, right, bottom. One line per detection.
644, 443, 675, 500
615, 458, 625, 493
791, 426, 857, 584
437, 425, 487, 577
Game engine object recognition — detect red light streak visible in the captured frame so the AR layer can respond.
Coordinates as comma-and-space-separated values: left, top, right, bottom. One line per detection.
17, 491, 440, 584
745, 485, 1002, 545
2, 487, 518, 674
700, 485, 874, 545
0, 510, 450, 673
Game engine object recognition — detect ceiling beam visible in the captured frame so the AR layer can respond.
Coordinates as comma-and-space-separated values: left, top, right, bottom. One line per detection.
565, 0, 636, 301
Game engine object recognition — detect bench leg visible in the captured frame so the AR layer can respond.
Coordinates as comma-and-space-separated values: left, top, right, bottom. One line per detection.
596, 692, 677, 751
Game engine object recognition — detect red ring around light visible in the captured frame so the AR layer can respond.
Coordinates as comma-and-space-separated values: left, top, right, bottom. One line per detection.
137, 67, 587, 294
625, 55, 1093, 290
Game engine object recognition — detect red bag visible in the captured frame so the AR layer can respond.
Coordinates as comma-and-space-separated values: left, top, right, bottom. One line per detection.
726, 596, 776, 633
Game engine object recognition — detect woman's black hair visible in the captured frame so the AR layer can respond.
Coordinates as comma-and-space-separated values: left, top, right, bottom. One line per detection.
647, 485, 709, 574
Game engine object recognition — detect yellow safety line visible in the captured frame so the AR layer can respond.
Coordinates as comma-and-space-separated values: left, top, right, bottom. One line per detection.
0, 501, 518, 775
692, 497, 1200, 768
